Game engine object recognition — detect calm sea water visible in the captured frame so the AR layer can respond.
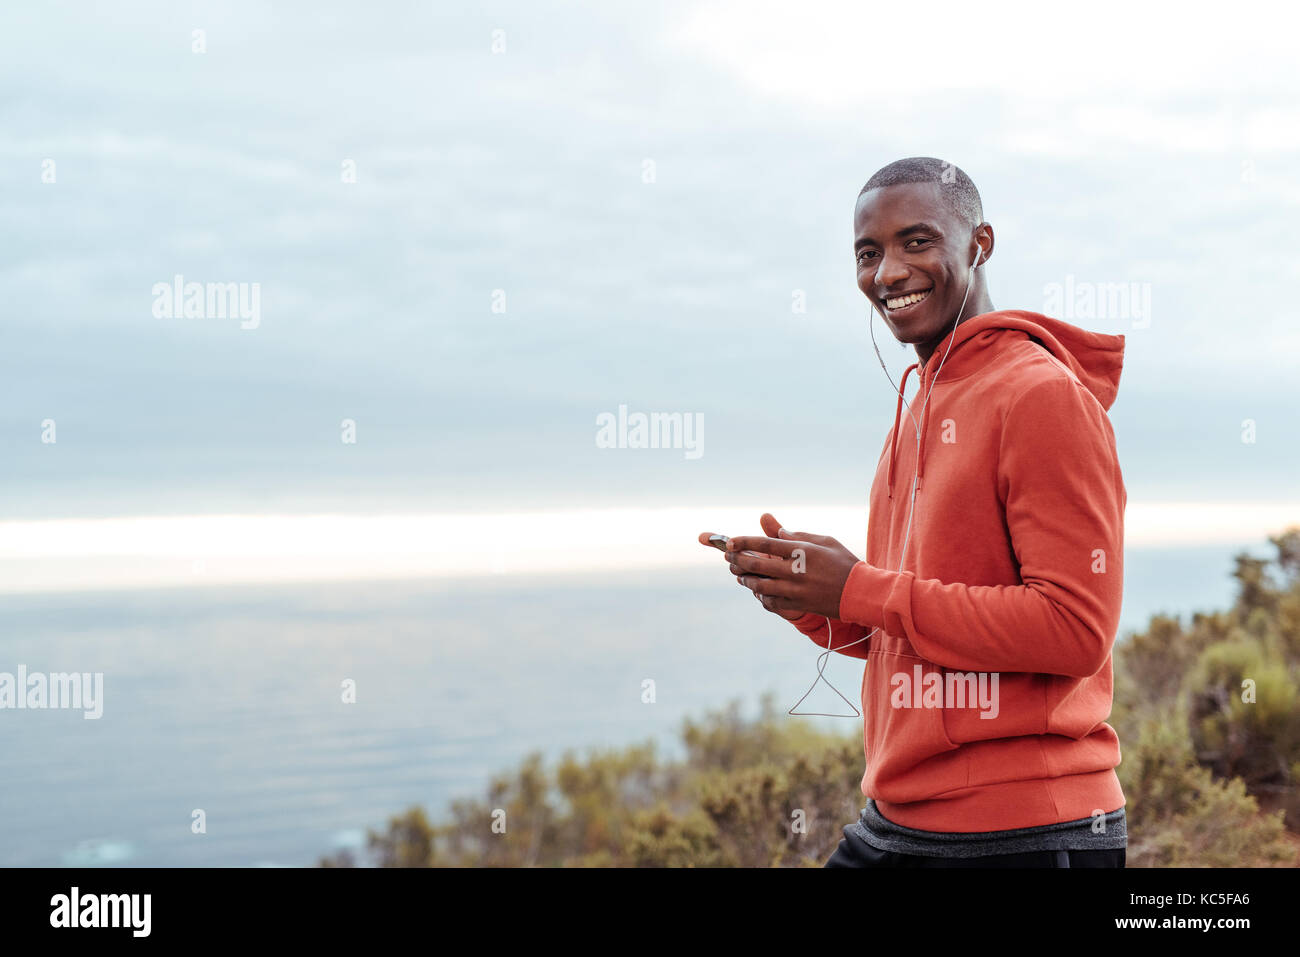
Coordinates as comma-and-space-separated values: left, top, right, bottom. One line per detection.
0, 545, 1253, 866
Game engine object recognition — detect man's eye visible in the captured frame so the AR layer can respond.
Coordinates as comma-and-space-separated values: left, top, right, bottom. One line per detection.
907, 238, 932, 248
856, 251, 876, 264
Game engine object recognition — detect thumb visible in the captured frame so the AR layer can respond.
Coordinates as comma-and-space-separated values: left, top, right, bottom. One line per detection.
762, 512, 837, 546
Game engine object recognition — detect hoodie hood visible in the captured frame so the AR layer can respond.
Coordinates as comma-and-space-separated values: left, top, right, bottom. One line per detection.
886, 310, 1125, 498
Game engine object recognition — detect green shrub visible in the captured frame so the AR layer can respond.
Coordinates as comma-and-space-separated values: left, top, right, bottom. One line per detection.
323, 528, 1300, 867
1120, 714, 1294, 866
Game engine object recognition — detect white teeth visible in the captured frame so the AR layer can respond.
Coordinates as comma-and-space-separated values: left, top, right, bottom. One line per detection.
886, 288, 932, 310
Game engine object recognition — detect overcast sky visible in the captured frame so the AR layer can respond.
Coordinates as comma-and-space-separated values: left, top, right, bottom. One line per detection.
3, 1, 1297, 572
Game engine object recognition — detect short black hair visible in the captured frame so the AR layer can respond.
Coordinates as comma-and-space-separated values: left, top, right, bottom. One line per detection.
859, 157, 983, 231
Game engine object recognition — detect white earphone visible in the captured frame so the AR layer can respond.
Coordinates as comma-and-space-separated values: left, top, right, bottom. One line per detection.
788, 242, 983, 716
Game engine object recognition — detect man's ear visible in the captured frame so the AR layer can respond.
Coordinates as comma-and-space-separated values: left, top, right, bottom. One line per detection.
972, 222, 995, 267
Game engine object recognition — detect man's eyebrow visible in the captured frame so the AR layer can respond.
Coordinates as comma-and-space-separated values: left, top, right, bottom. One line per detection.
854, 222, 942, 251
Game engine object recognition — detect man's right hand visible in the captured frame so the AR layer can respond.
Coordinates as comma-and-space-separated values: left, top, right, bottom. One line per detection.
752, 512, 810, 620
695, 513, 810, 622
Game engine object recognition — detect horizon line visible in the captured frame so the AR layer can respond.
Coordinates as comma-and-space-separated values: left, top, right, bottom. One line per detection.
0, 502, 1295, 594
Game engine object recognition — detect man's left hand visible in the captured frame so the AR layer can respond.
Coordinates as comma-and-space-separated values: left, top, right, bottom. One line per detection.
725, 520, 861, 620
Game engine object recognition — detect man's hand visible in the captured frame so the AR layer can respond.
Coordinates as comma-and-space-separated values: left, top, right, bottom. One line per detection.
724, 512, 861, 620
697, 514, 803, 620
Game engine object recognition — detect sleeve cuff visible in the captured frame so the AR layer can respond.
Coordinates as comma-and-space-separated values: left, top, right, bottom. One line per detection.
791, 611, 826, 635
838, 561, 896, 628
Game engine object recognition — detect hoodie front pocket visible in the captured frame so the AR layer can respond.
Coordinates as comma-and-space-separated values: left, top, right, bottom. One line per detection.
862, 649, 961, 804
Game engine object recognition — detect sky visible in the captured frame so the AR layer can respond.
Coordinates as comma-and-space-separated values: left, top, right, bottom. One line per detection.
2, 0, 1297, 588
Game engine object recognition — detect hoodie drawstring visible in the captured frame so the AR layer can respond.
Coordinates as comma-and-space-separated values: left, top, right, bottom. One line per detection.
887, 362, 920, 500
916, 375, 933, 490
888, 361, 940, 498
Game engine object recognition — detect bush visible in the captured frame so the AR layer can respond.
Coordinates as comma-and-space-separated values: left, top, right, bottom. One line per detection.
1119, 714, 1294, 866
1187, 641, 1300, 796
323, 528, 1300, 867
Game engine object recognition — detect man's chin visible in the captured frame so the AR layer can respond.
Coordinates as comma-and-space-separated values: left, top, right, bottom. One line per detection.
883, 316, 933, 344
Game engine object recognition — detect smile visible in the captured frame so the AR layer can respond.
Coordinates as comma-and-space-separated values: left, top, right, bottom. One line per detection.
885, 288, 932, 312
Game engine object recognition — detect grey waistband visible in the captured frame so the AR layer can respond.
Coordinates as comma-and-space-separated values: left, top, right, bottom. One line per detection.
851, 799, 1127, 858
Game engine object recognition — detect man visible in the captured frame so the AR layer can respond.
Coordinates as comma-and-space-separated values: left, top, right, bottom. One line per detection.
699, 157, 1127, 867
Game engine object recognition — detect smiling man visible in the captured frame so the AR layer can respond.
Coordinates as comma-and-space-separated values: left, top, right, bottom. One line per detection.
699, 157, 1128, 868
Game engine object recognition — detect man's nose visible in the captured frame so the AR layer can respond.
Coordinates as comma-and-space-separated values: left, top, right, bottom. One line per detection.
873, 253, 908, 293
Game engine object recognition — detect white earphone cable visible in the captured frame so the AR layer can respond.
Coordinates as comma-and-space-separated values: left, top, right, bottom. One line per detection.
788, 244, 982, 716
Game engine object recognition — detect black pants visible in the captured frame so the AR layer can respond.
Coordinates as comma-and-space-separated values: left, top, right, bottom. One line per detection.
824, 833, 1125, 868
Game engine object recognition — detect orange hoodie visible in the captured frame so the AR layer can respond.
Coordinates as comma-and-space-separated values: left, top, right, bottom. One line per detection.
792, 310, 1127, 832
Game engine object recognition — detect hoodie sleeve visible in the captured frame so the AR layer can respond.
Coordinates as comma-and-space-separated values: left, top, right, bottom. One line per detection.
789, 613, 872, 660
834, 373, 1125, 677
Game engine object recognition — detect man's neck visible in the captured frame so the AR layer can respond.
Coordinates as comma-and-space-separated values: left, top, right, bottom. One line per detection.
915, 295, 995, 369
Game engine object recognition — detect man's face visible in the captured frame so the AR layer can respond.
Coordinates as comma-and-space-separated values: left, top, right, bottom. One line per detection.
853, 182, 974, 347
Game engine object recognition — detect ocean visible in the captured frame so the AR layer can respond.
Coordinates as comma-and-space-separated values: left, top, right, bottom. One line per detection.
0, 544, 1253, 866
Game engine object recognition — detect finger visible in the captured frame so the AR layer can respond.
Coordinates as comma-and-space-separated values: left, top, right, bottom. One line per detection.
758, 592, 803, 616
726, 536, 801, 559
780, 529, 838, 547
761, 512, 835, 546
729, 551, 794, 578
740, 575, 802, 600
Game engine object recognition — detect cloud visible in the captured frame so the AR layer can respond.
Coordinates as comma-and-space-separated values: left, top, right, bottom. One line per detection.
1, 1, 1296, 520
670, 0, 1300, 106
